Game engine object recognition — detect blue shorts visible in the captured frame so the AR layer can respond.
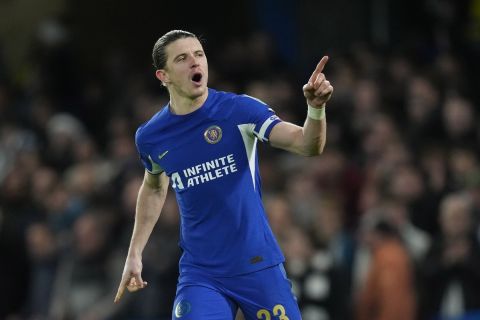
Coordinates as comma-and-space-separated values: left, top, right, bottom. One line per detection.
172, 264, 301, 320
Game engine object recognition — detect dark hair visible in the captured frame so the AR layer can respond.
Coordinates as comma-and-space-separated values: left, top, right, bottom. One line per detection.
152, 30, 198, 70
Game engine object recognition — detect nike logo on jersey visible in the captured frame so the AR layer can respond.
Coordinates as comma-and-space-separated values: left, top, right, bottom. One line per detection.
158, 150, 169, 160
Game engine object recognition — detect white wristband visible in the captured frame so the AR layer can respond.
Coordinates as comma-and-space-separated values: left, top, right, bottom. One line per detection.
307, 104, 326, 120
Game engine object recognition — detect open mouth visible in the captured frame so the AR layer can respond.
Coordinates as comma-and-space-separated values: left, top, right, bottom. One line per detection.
191, 73, 202, 84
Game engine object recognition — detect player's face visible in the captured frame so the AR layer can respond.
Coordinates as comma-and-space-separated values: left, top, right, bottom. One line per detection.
162, 37, 208, 99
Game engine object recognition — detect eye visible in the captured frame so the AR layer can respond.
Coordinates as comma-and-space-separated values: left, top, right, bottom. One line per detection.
176, 55, 186, 62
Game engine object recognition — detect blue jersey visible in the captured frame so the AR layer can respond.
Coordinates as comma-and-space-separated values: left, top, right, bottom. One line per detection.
135, 88, 285, 276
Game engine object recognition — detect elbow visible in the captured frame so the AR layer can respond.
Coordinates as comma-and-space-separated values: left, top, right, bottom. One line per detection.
301, 136, 326, 156
142, 181, 168, 198
304, 149, 323, 157
302, 144, 325, 157
152, 184, 168, 198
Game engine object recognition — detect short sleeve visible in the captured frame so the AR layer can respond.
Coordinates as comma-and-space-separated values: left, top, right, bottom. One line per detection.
135, 126, 164, 174
238, 94, 282, 142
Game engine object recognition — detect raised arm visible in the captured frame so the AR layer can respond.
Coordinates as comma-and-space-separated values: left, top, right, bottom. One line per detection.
114, 170, 170, 303
270, 56, 333, 156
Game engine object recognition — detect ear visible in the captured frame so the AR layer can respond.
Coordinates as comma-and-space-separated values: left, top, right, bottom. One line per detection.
155, 69, 169, 86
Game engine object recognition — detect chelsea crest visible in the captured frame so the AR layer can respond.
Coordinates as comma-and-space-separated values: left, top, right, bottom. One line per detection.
204, 125, 222, 144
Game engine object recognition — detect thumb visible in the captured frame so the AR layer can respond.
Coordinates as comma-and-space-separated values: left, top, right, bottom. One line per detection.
134, 273, 147, 287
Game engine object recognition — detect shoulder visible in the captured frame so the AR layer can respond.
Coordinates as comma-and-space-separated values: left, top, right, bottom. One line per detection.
208, 88, 236, 107
236, 94, 269, 107
135, 122, 147, 145
135, 106, 168, 146
210, 88, 268, 108
218, 91, 272, 119
206, 89, 242, 118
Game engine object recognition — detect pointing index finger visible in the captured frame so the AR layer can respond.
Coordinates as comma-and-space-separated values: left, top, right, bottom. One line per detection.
114, 277, 128, 303
308, 56, 329, 85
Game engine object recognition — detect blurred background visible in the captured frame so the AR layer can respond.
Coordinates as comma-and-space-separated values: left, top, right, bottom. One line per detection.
1, 0, 480, 319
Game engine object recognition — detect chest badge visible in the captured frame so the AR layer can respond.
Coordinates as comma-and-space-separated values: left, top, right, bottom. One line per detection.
204, 125, 222, 144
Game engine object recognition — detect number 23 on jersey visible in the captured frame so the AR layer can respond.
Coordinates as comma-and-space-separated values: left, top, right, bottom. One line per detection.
256, 304, 289, 320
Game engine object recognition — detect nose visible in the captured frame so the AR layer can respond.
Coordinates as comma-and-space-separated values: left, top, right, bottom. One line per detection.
190, 56, 200, 68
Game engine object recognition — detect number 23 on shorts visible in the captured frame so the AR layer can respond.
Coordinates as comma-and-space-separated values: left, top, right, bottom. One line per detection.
256, 304, 289, 320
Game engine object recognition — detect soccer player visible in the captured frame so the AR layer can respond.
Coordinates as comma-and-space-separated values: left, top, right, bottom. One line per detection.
114, 30, 333, 320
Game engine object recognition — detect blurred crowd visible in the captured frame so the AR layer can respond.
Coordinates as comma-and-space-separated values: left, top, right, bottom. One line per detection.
1, 9, 480, 320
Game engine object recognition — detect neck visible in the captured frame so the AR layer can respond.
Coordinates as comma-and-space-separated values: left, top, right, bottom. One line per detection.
169, 88, 209, 115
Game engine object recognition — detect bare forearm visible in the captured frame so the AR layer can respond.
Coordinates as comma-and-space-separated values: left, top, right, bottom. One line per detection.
114, 172, 169, 303
127, 182, 166, 258
301, 114, 327, 156
270, 111, 327, 156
